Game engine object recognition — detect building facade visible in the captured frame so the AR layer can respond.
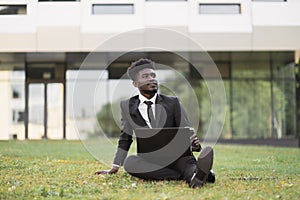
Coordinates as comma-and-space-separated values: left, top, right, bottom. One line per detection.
0, 0, 299, 142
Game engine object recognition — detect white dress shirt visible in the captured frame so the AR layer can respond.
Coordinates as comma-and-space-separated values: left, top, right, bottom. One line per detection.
112, 93, 157, 169
138, 93, 157, 128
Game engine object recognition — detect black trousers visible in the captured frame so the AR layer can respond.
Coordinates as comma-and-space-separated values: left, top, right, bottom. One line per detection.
123, 155, 197, 182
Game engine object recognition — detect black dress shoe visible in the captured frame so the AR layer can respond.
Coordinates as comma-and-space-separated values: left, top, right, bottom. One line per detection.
195, 146, 214, 183
189, 173, 204, 188
206, 170, 216, 183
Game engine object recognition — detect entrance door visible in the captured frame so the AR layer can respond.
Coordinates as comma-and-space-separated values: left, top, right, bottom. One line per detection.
26, 83, 64, 139
28, 83, 44, 139
24, 62, 66, 139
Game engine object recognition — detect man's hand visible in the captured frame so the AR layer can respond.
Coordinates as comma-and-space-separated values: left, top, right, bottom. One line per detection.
95, 167, 119, 175
190, 133, 201, 152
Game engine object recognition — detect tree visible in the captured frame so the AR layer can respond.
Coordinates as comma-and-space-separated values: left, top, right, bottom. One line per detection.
95, 101, 121, 138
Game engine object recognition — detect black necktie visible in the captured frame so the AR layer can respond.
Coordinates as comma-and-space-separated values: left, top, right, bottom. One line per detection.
144, 101, 155, 128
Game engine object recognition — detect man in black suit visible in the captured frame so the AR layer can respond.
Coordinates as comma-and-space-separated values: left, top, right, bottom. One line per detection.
95, 58, 215, 188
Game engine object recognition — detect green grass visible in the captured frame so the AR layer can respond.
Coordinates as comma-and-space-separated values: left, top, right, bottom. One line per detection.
0, 140, 299, 199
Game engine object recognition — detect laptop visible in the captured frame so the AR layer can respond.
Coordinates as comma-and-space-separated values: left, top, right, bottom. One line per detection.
134, 127, 192, 165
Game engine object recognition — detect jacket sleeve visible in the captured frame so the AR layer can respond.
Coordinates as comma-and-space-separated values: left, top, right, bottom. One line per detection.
173, 97, 201, 152
112, 101, 133, 166
173, 97, 191, 127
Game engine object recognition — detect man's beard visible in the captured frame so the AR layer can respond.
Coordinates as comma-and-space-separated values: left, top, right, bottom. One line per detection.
138, 81, 158, 95
142, 88, 158, 95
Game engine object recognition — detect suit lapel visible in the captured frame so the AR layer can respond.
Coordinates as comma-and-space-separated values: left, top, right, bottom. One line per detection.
129, 96, 148, 128
128, 94, 167, 128
155, 94, 164, 128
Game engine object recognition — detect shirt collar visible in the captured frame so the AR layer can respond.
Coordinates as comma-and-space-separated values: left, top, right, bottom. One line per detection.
139, 93, 157, 105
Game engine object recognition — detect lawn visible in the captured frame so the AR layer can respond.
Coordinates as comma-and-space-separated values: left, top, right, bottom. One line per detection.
0, 140, 299, 199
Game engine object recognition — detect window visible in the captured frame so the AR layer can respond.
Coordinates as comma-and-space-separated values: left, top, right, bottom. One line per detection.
12, 84, 23, 99
13, 90, 19, 99
92, 4, 134, 15
252, 0, 286, 2
146, 0, 187, 1
39, 0, 80, 2
0, 5, 26, 15
199, 4, 241, 14
12, 110, 24, 123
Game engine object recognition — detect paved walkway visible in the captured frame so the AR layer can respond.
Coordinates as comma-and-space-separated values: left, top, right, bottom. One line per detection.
211, 138, 299, 148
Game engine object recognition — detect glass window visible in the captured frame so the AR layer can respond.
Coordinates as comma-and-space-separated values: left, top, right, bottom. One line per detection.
252, 0, 286, 2
199, 4, 241, 14
0, 5, 26, 15
198, 80, 230, 139
47, 83, 64, 139
39, 0, 80, 2
272, 63, 296, 138
231, 80, 272, 138
66, 70, 109, 139
12, 110, 24, 123
231, 52, 271, 79
92, 4, 134, 15
194, 62, 230, 79
13, 89, 20, 99
146, 0, 187, 1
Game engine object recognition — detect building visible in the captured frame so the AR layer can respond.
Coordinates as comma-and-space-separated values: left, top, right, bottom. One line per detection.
0, 0, 299, 145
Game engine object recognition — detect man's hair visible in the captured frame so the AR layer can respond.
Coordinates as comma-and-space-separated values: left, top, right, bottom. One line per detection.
127, 58, 155, 80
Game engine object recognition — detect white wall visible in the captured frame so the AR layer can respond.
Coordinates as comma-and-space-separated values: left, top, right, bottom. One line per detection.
252, 0, 300, 50
0, 0, 36, 33
0, 0, 299, 51
189, 0, 252, 33
252, 0, 300, 26
0, 0, 36, 51
36, 1, 81, 51
0, 71, 11, 140
145, 1, 188, 27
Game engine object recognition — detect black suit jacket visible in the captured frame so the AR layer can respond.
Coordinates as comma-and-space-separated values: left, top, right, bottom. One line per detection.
113, 94, 191, 166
